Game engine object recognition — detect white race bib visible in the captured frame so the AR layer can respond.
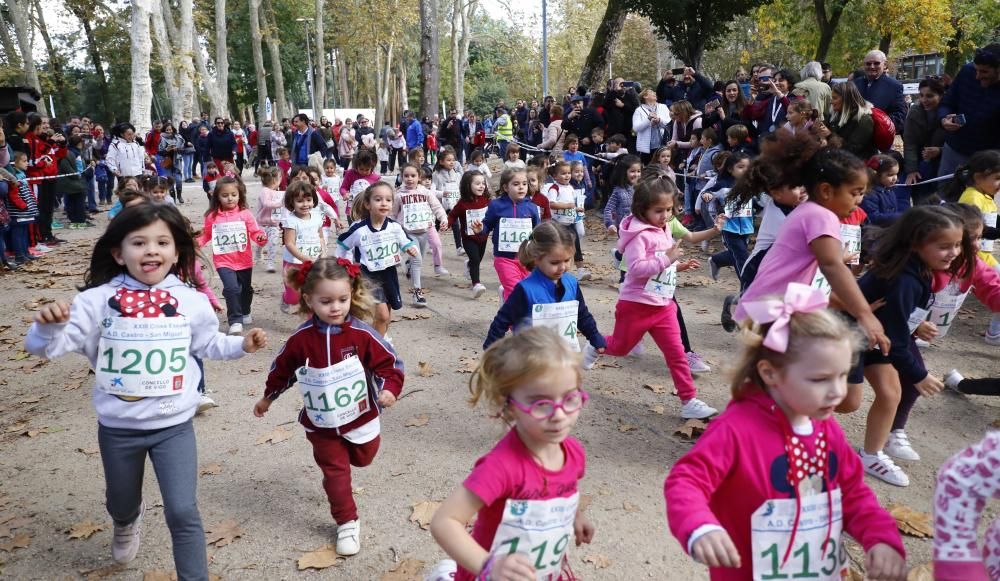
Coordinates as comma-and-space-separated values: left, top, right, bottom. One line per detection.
442, 183, 460, 210
729, 199, 753, 218
553, 207, 576, 225
466, 208, 486, 236
297, 356, 370, 428
349, 179, 369, 201
810, 268, 832, 298
531, 301, 580, 352
212, 220, 249, 255
575, 190, 586, 223
645, 264, 677, 299
402, 201, 433, 232
296, 228, 323, 260
270, 206, 284, 224
96, 316, 190, 398
907, 307, 930, 335
360, 229, 402, 271
840, 224, 862, 266
928, 281, 970, 339
489, 493, 579, 581
498, 217, 532, 252
983, 213, 997, 252
751, 489, 847, 581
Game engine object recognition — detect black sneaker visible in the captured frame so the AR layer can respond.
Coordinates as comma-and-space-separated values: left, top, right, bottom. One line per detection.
412, 288, 427, 307
722, 294, 738, 333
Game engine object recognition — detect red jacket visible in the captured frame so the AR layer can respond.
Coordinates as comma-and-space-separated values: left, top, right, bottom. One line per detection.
24, 131, 60, 180
448, 196, 491, 242
531, 192, 553, 221
264, 316, 404, 436
145, 130, 161, 157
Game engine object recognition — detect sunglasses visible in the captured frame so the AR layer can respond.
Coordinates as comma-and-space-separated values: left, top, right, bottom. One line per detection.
864, 61, 883, 67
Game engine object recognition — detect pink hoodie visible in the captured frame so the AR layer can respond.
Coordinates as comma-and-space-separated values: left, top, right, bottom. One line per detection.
256, 186, 285, 227
932, 257, 1000, 312
665, 390, 905, 581
616, 214, 676, 306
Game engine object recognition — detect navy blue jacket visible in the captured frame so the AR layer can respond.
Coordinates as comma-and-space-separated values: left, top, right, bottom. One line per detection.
207, 127, 236, 160
938, 63, 1000, 155
480, 195, 540, 259
860, 185, 901, 226
667, 73, 715, 110
853, 74, 906, 134
857, 257, 931, 382
484, 269, 606, 349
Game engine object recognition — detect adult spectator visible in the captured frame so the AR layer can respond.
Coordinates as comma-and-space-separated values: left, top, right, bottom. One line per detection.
562, 96, 604, 148
902, 77, 948, 201
317, 116, 334, 159
178, 120, 197, 182
438, 110, 463, 154
157, 122, 185, 202
538, 96, 556, 126
354, 117, 375, 149
821, 63, 833, 84
853, 49, 906, 134
605, 77, 640, 146
632, 88, 671, 165
796, 61, 833, 118
106, 122, 146, 183
208, 117, 236, 170
538, 105, 565, 158
405, 110, 424, 151
672, 67, 714, 110
666, 100, 702, 165
145, 119, 163, 173
703, 79, 750, 138
290, 113, 326, 166
464, 112, 481, 160
744, 69, 798, 138
656, 70, 679, 105
830, 82, 876, 159
514, 100, 530, 141
938, 44, 1000, 177
493, 107, 514, 159
256, 120, 274, 171
525, 107, 544, 151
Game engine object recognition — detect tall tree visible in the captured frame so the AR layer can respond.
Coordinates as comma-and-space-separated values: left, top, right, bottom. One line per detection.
419, 0, 440, 118
314, 0, 325, 118
450, 0, 478, 113
66, 0, 112, 117
248, 0, 268, 126
30, 0, 68, 110
214, 0, 230, 116
166, 0, 197, 120
191, 25, 227, 117
0, 4, 21, 67
261, 0, 288, 120
151, 0, 181, 122
131, 0, 154, 132
6, 0, 44, 113
336, 48, 350, 108
576, 0, 628, 90
812, 0, 850, 61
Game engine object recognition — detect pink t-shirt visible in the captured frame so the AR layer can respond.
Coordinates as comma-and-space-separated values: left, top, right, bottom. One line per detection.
735, 201, 840, 320
457, 429, 586, 581
197, 208, 267, 271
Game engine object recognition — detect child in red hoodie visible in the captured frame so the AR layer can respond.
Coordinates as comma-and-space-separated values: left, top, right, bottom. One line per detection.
664, 283, 906, 581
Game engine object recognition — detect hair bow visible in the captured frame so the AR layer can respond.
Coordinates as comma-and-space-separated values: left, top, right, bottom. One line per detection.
336, 257, 361, 279
740, 282, 828, 352
865, 156, 882, 171
291, 261, 314, 288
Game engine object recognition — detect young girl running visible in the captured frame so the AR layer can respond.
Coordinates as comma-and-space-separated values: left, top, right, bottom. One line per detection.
570, 160, 588, 240
735, 137, 890, 356
466, 148, 492, 179
503, 143, 526, 170
281, 181, 326, 314
254, 166, 285, 273
526, 165, 552, 221
843, 206, 964, 487
706, 152, 753, 282
337, 182, 418, 338
584, 177, 717, 419
394, 163, 449, 306
484, 221, 606, 353
448, 169, 491, 299
472, 168, 540, 301
546, 161, 591, 281
26, 203, 267, 577
339, 150, 380, 212
419, 166, 449, 275
948, 151, 1000, 304
664, 283, 906, 581
197, 176, 268, 335
860, 155, 902, 226
430, 326, 595, 581
604, 154, 643, 235
434, 146, 464, 255
254, 257, 402, 557
321, 158, 341, 196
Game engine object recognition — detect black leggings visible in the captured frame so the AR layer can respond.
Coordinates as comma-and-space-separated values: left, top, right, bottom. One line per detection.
462, 238, 488, 285
675, 299, 693, 353
890, 342, 926, 431
953, 377, 1000, 396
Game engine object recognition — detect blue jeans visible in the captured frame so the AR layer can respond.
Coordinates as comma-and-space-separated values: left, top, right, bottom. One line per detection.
712, 231, 750, 284
10, 221, 30, 259
937, 142, 968, 183
182, 153, 195, 180
98, 420, 208, 581
217, 267, 253, 325
85, 174, 98, 211
97, 178, 113, 204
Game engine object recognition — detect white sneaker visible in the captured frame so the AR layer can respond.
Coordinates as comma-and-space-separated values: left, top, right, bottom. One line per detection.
197, 394, 218, 414
111, 502, 145, 564
915, 338, 930, 348
228, 322, 244, 335
456, 247, 466, 256
944, 369, 965, 392
464, 259, 471, 281
885, 430, 920, 461
986, 330, 1000, 346
627, 342, 644, 358
861, 449, 910, 487
497, 285, 504, 302
242, 315, 253, 325
582, 343, 599, 370
335, 519, 361, 556
576, 267, 592, 281
686, 352, 712, 374
434, 265, 450, 276
266, 264, 277, 273
472, 283, 486, 299
279, 302, 292, 314
681, 398, 718, 419
34, 244, 53, 253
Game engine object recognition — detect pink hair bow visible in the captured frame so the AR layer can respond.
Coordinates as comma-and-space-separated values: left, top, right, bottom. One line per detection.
740, 282, 829, 352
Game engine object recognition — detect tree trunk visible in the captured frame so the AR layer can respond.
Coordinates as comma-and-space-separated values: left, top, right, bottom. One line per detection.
813, 0, 850, 62
174, 0, 196, 120
67, 2, 113, 120
944, 22, 964, 77
248, 0, 268, 126
0, 5, 21, 67
191, 25, 227, 118
262, 0, 288, 120
338, 48, 351, 108
878, 32, 892, 56
314, 0, 326, 117
151, 0, 181, 123
577, 0, 628, 90
397, 58, 408, 112
30, 0, 66, 111
450, 0, 477, 114
419, 0, 440, 118
7, 0, 43, 113
130, 0, 154, 134
374, 41, 394, 129
214, 0, 230, 117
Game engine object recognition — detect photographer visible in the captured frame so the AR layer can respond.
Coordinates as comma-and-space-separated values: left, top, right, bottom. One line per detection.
605, 77, 640, 151
563, 95, 605, 150
672, 66, 714, 110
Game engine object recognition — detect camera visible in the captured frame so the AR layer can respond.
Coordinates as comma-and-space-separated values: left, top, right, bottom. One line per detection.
954, 114, 967, 126
758, 75, 772, 83
621, 81, 640, 90
671, 68, 685, 75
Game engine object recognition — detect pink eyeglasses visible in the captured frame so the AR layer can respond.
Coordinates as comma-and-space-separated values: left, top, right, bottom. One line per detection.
507, 390, 589, 420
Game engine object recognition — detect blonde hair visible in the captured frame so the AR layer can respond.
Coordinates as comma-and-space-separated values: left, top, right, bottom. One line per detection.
729, 307, 863, 398
525, 166, 546, 195
351, 181, 394, 221
470, 326, 582, 420
285, 257, 376, 322
518, 221, 576, 270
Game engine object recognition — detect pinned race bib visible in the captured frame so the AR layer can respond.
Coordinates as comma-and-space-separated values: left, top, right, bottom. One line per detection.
270, 206, 284, 224
840, 224, 862, 266
465, 208, 487, 236
645, 264, 678, 299
927, 281, 970, 339
575, 190, 586, 223
498, 217, 532, 252
96, 316, 191, 398
490, 493, 579, 581
907, 307, 930, 335
810, 269, 832, 298
751, 489, 847, 580
402, 201, 433, 232
983, 213, 997, 252
531, 301, 580, 351
296, 228, 323, 261
349, 179, 369, 202
212, 221, 249, 255
297, 356, 370, 428
442, 183, 460, 210
360, 229, 402, 271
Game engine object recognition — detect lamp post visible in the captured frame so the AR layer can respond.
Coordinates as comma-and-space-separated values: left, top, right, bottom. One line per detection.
296, 17, 318, 120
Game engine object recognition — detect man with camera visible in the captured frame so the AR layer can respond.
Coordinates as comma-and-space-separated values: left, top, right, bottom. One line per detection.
937, 44, 1000, 177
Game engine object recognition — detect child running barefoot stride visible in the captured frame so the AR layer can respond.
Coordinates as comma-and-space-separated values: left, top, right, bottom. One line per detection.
26, 204, 267, 578
665, 283, 906, 581
430, 326, 595, 581
584, 177, 717, 420
254, 257, 402, 557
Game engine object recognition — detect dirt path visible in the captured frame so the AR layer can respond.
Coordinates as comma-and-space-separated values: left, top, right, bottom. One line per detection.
0, 174, 997, 580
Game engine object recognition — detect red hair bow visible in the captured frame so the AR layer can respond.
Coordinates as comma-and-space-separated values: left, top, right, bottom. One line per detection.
337, 257, 361, 279
291, 261, 314, 287
865, 156, 882, 171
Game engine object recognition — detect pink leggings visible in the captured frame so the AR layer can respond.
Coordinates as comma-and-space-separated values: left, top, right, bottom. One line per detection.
494, 257, 530, 302
428, 228, 443, 268
604, 299, 697, 402
282, 261, 300, 305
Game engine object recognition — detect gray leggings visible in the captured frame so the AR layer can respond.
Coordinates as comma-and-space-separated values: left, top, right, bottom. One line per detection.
98, 420, 207, 581
407, 231, 431, 289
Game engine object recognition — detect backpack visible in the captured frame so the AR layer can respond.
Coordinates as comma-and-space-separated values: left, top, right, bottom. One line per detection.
870, 107, 895, 152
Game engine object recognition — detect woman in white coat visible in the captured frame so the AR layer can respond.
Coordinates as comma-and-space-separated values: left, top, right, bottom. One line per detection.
632, 89, 671, 165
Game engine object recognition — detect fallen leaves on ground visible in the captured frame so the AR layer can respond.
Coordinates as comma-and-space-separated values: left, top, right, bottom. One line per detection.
380, 559, 425, 581
455, 356, 479, 373
618, 423, 638, 433
143, 571, 175, 581
622, 500, 639, 513
907, 562, 933, 581
80, 564, 125, 580
76, 447, 99, 457
67, 520, 104, 539
593, 359, 621, 369
0, 531, 31, 551
296, 544, 342, 570
417, 361, 436, 377
405, 414, 429, 428
643, 383, 666, 394
674, 419, 709, 440
410, 500, 440, 530
400, 312, 431, 321
649, 404, 665, 415
0, 515, 31, 538
582, 554, 611, 569
887, 503, 934, 538
205, 519, 243, 547
199, 463, 222, 477
255, 426, 293, 445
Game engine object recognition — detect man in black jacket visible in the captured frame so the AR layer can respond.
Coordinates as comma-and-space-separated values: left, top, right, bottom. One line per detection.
438, 110, 463, 155
563, 95, 605, 148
